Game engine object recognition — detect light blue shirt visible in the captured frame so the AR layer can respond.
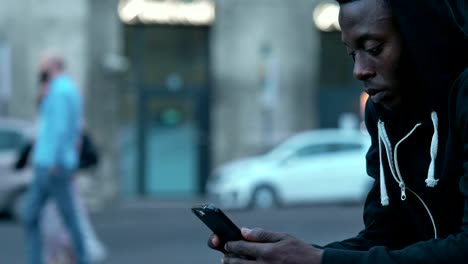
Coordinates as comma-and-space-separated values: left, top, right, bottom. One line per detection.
33, 74, 83, 169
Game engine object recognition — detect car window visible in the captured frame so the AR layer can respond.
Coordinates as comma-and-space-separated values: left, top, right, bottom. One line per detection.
330, 143, 362, 152
294, 144, 332, 157
292, 142, 362, 159
0, 129, 24, 152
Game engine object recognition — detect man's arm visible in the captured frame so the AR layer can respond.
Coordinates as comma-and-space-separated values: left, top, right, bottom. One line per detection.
46, 86, 69, 170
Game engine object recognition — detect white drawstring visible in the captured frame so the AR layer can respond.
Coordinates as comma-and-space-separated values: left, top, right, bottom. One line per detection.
378, 121, 421, 205
378, 124, 390, 206
426, 111, 439, 187
377, 121, 398, 182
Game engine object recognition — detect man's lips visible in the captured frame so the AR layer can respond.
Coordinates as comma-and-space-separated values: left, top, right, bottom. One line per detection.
364, 88, 382, 95
365, 88, 387, 103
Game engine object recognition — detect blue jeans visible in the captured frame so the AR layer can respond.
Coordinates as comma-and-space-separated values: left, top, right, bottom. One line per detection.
22, 167, 89, 264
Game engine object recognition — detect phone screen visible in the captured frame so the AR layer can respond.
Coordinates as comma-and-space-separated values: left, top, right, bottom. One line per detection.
192, 204, 244, 242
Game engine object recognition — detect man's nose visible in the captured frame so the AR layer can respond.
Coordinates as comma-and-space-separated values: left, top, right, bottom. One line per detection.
353, 56, 375, 81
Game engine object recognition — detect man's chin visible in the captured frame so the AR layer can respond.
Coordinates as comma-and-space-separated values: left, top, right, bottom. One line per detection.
378, 99, 402, 112
380, 103, 395, 111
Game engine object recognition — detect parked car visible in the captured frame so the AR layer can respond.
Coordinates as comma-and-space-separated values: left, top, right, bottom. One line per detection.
206, 129, 374, 209
0, 118, 35, 218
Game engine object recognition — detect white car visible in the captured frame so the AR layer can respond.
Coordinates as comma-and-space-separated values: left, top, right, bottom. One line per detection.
206, 129, 374, 209
0, 118, 34, 218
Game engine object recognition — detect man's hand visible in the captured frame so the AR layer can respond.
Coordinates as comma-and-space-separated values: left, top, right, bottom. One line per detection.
208, 233, 227, 253
210, 227, 323, 264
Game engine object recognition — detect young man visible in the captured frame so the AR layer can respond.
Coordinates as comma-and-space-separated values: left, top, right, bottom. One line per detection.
207, 0, 468, 263
22, 53, 89, 264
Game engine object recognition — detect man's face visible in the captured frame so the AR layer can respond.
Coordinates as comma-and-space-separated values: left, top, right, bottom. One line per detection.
39, 59, 52, 85
339, 0, 404, 110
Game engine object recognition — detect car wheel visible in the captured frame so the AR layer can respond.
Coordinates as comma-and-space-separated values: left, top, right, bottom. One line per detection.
249, 186, 279, 209
11, 192, 27, 222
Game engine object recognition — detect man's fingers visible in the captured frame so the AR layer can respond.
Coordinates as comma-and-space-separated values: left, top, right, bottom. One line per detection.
241, 227, 288, 243
222, 255, 256, 264
225, 240, 265, 259
208, 234, 220, 248
207, 234, 226, 253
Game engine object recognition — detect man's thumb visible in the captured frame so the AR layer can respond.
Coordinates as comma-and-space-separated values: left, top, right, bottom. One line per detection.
241, 227, 285, 242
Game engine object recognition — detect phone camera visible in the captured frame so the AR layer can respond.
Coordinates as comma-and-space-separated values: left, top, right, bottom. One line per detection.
196, 210, 205, 217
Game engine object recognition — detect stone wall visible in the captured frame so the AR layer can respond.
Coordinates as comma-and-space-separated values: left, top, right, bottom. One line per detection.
211, 0, 321, 165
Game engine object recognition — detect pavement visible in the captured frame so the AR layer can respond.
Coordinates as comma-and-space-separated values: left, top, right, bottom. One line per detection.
0, 199, 364, 264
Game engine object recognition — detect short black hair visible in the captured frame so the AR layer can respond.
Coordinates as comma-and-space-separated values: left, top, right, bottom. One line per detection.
335, 0, 389, 5
335, 0, 356, 4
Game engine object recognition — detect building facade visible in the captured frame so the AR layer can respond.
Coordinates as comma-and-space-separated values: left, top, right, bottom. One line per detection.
1, 0, 361, 204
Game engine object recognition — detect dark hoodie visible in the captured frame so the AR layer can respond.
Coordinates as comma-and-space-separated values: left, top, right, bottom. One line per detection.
322, 0, 468, 263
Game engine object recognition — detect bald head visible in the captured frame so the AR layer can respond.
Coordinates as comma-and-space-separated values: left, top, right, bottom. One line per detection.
40, 52, 65, 71
39, 51, 66, 85
48, 55, 65, 71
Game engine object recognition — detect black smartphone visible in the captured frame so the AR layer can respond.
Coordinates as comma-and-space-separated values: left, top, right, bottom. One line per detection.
191, 203, 244, 242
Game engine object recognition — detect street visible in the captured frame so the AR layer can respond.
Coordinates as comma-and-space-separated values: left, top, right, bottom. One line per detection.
0, 200, 364, 264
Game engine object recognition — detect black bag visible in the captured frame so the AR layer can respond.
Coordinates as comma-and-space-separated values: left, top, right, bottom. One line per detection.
14, 140, 33, 170
79, 131, 99, 170
13, 132, 99, 171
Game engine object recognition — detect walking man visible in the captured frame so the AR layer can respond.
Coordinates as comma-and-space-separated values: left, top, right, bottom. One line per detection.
23, 52, 88, 264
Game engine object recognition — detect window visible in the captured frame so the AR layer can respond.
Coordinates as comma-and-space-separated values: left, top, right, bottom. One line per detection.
330, 143, 362, 152
294, 144, 334, 158
293, 142, 362, 158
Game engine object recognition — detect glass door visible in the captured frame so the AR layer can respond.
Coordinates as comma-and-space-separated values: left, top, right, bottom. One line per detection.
143, 96, 198, 196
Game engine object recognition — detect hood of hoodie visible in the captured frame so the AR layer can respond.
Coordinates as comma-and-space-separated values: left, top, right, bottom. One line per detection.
361, 0, 468, 241
445, 0, 468, 36
374, 0, 468, 123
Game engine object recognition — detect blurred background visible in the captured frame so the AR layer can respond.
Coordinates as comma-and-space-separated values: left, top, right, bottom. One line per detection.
0, 0, 372, 263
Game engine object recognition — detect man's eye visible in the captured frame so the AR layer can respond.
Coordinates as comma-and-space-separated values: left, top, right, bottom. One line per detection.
347, 51, 356, 61
366, 45, 382, 56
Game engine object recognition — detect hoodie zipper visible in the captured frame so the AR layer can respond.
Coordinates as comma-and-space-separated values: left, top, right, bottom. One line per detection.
378, 121, 438, 239
378, 121, 418, 201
